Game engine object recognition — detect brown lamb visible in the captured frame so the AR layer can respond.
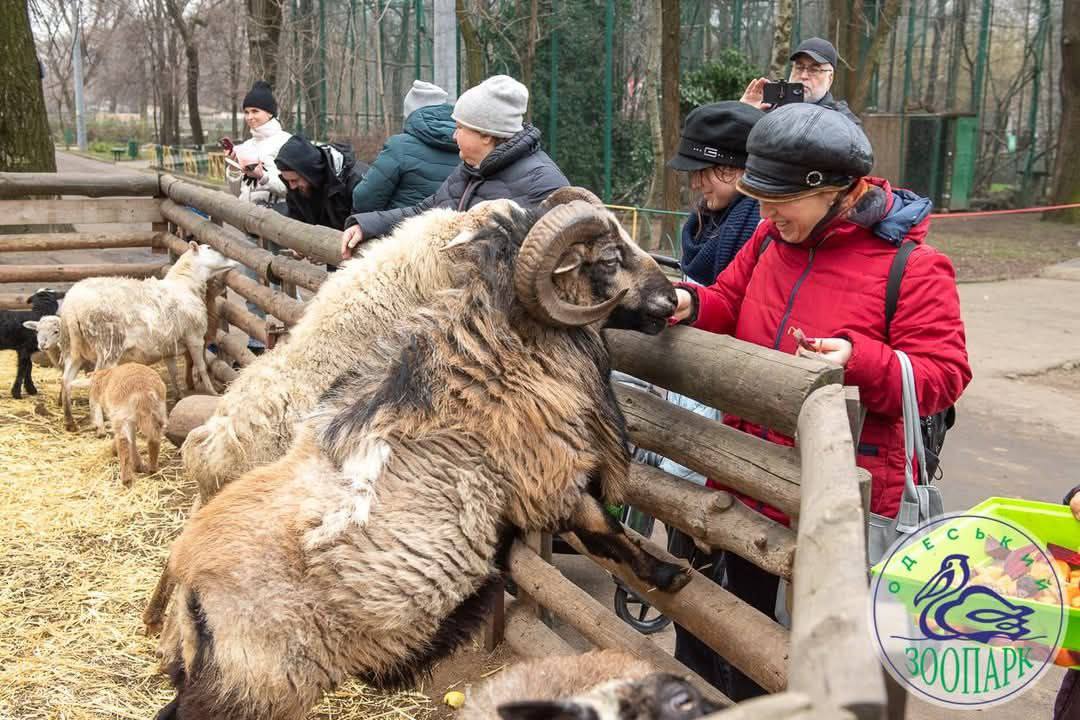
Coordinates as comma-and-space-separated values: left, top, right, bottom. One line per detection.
89, 363, 167, 487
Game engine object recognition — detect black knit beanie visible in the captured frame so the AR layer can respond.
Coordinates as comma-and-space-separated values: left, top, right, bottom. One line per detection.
243, 80, 277, 116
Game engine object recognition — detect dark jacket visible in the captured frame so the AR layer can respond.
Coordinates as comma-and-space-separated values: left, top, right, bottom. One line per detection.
681, 177, 970, 521
680, 194, 761, 285
346, 124, 569, 240
815, 91, 862, 127
351, 104, 460, 213
276, 137, 368, 230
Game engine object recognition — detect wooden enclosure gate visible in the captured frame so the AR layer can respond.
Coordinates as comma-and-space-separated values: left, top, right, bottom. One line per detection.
0, 172, 892, 719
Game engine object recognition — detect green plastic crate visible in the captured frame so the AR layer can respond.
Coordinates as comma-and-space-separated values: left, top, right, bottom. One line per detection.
871, 497, 1080, 666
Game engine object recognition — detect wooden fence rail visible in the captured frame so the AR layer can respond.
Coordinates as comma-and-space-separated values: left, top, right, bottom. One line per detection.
0, 172, 160, 198
0, 232, 157, 252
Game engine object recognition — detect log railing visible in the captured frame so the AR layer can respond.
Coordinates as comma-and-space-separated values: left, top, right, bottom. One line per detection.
0, 171, 889, 718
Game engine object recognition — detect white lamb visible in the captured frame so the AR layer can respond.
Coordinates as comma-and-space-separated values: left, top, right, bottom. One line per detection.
58, 241, 237, 431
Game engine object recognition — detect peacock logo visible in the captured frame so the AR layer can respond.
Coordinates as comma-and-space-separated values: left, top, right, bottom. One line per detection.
870, 514, 1066, 709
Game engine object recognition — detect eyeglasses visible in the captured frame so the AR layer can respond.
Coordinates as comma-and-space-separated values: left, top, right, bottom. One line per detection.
791, 64, 833, 77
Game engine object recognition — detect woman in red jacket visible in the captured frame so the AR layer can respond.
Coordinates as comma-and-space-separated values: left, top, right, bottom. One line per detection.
668, 103, 972, 697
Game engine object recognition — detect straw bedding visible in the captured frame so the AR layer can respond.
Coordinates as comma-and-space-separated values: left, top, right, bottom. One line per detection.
0, 356, 433, 720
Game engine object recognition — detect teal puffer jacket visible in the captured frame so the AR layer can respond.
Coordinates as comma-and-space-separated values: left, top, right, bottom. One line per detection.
351, 104, 460, 212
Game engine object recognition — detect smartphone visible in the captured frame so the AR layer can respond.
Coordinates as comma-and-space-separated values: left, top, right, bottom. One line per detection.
762, 80, 805, 106
219, 137, 234, 153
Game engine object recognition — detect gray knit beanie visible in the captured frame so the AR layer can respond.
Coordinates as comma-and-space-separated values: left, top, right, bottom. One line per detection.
403, 80, 449, 119
452, 75, 528, 138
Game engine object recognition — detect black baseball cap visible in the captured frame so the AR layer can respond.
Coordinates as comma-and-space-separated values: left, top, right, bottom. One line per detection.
668, 101, 764, 172
789, 37, 838, 67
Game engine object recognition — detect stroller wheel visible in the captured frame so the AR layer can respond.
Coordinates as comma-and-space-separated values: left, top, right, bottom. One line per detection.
613, 583, 672, 635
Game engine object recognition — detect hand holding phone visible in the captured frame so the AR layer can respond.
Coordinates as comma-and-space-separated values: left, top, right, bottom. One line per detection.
761, 80, 805, 106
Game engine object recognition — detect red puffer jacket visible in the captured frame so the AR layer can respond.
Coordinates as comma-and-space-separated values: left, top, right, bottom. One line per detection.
682, 177, 972, 521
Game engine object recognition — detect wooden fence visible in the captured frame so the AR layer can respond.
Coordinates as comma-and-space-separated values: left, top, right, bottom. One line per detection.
0, 172, 893, 718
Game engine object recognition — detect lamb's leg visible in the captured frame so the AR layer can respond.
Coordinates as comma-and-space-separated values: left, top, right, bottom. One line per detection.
21, 352, 37, 395
61, 355, 81, 430
116, 421, 137, 487
147, 432, 161, 473
184, 336, 217, 395
562, 493, 691, 593
11, 350, 25, 399
164, 356, 183, 399
92, 402, 107, 437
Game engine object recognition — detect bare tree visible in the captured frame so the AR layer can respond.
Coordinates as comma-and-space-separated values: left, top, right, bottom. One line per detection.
248, 0, 283, 87
660, 0, 679, 239
164, 0, 205, 145
1, 0, 56, 170
1049, 0, 1080, 222
768, 0, 794, 78
850, 0, 902, 113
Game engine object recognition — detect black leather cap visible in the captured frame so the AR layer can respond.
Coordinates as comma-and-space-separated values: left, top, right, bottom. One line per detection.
737, 103, 874, 201
668, 101, 764, 172
790, 37, 838, 67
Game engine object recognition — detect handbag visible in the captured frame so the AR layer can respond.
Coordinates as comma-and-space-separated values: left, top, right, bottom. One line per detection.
867, 350, 945, 565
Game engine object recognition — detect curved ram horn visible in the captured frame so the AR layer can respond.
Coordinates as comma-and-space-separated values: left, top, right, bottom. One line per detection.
539, 186, 604, 211
514, 200, 628, 328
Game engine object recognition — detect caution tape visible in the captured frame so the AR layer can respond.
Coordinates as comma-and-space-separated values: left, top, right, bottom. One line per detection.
930, 202, 1080, 219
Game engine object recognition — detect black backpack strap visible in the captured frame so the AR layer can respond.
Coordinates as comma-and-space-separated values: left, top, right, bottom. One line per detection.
885, 241, 918, 342
757, 235, 772, 258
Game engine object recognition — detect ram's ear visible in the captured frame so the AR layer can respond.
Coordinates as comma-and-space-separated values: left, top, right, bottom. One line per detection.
498, 701, 600, 720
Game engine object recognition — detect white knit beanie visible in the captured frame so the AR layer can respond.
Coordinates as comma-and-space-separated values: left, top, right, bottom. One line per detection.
452, 75, 528, 138
403, 80, 449, 119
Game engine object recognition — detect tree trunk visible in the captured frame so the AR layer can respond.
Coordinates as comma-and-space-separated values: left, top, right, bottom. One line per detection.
660, 0, 680, 244
768, 0, 795, 78
248, 0, 284, 88
850, 0, 901, 114
521, 0, 540, 121
644, 0, 664, 210
944, 0, 968, 110
0, 0, 56, 171
923, 0, 946, 110
1049, 0, 1080, 223
827, 0, 855, 99
456, 0, 484, 90
299, 0, 320, 136
164, 0, 205, 146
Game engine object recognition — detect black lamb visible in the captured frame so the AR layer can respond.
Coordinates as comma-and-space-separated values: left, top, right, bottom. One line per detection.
1, 289, 60, 398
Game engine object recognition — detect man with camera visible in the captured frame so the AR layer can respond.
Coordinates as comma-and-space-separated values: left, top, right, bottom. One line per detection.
740, 38, 861, 127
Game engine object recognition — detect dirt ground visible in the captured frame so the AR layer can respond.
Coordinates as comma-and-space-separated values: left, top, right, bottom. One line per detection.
930, 213, 1080, 282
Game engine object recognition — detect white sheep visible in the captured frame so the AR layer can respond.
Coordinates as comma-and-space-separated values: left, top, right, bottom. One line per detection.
23, 313, 63, 368
58, 242, 236, 431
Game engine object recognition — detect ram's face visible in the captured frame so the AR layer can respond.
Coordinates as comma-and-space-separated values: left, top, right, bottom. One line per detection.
497, 673, 719, 720
514, 193, 676, 334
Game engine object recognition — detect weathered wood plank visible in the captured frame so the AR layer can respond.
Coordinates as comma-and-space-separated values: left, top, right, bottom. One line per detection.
159, 174, 340, 266
0, 260, 167, 283
224, 269, 306, 326
623, 463, 797, 579
790, 385, 886, 717
605, 326, 843, 437
509, 542, 732, 707
615, 384, 801, 517
0, 198, 163, 225
561, 530, 789, 694
0, 232, 156, 252
503, 599, 576, 659
0, 291, 67, 310
213, 297, 269, 346
0, 172, 160, 198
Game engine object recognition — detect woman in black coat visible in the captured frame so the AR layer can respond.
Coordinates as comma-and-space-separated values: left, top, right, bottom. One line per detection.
341, 75, 568, 258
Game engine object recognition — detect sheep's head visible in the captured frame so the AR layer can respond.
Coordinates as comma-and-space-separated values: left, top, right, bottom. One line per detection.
514, 190, 676, 335
497, 673, 719, 720
23, 315, 62, 351
183, 240, 239, 279
26, 288, 60, 315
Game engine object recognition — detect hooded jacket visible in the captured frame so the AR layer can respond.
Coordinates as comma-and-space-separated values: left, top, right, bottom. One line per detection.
345, 124, 568, 241
275, 137, 368, 230
351, 104, 461, 213
225, 118, 291, 205
680, 177, 971, 521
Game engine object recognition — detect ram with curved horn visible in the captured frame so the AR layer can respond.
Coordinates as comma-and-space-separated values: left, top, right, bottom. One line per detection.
154, 198, 686, 720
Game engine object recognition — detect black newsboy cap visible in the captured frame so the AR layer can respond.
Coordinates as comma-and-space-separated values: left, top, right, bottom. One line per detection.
668, 101, 764, 172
